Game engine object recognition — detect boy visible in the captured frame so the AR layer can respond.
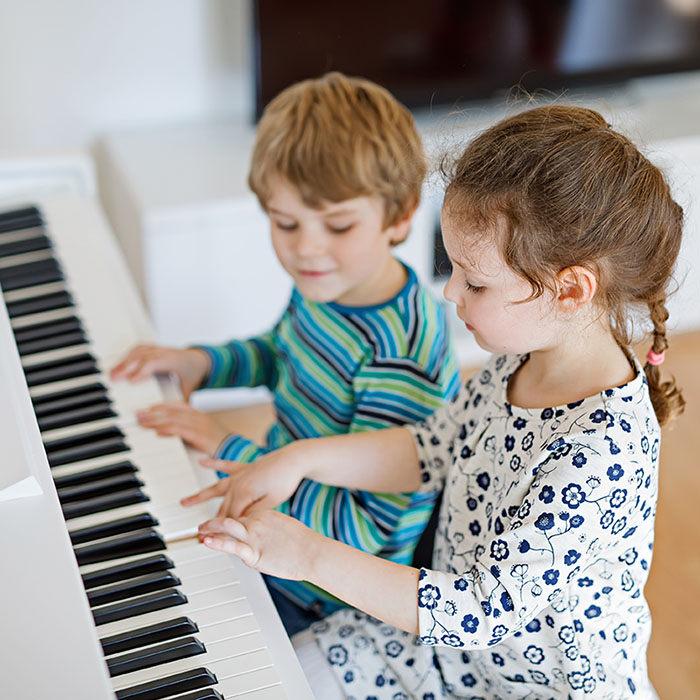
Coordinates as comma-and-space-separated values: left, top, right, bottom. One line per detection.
111, 72, 460, 633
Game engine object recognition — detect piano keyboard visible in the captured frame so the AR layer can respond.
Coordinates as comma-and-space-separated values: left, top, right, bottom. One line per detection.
0, 197, 312, 700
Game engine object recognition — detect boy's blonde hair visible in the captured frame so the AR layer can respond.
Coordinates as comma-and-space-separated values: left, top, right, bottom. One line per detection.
248, 71, 426, 228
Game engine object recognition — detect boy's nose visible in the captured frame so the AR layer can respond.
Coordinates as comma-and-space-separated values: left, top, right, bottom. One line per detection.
294, 229, 326, 257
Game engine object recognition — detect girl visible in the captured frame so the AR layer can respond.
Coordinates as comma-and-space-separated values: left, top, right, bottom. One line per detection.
184, 105, 685, 699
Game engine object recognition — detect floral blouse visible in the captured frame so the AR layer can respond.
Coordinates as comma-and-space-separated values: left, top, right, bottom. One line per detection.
308, 353, 659, 699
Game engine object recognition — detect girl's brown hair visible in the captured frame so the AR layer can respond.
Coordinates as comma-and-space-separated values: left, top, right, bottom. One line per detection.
443, 105, 685, 426
248, 71, 426, 228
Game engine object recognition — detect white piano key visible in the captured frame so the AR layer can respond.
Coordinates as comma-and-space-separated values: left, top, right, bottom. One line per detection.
20, 342, 94, 367
78, 539, 222, 579
0, 247, 54, 268
112, 640, 278, 691
224, 683, 285, 700
98, 580, 252, 639
0, 225, 44, 245
29, 372, 107, 398
1, 279, 66, 302
10, 304, 77, 329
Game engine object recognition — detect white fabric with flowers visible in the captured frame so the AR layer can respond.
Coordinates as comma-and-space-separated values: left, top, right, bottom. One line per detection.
305, 352, 658, 699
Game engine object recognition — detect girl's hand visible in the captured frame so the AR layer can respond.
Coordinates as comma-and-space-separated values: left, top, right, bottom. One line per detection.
181, 446, 306, 518
136, 402, 229, 454
198, 511, 317, 580
110, 344, 209, 400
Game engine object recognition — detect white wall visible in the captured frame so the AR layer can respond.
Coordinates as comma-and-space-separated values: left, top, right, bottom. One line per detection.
1, 1, 698, 369
0, 0, 252, 156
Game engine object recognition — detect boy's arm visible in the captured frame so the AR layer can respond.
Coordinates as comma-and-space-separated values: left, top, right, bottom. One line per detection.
275, 360, 461, 553
195, 332, 278, 390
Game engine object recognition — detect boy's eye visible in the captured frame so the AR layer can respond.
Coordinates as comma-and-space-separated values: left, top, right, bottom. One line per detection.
465, 280, 484, 294
275, 220, 298, 231
327, 223, 353, 234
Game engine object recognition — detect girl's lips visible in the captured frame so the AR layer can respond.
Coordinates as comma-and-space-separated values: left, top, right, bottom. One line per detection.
465, 322, 474, 331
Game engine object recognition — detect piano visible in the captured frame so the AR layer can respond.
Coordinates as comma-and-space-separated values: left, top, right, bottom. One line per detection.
0, 194, 313, 700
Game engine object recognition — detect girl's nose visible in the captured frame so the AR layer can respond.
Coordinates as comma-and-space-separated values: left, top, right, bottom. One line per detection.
443, 273, 461, 306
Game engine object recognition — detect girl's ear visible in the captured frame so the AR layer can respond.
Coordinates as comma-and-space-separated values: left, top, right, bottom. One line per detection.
556, 265, 598, 312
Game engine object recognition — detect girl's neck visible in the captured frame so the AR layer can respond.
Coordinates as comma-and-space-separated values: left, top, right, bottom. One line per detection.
507, 321, 636, 410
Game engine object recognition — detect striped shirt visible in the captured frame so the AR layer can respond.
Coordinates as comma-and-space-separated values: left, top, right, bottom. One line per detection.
198, 264, 460, 612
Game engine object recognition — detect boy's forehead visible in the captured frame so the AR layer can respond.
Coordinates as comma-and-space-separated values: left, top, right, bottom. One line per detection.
268, 178, 382, 215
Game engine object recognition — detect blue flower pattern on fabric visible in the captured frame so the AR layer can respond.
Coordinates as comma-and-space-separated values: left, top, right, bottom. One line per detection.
310, 353, 659, 699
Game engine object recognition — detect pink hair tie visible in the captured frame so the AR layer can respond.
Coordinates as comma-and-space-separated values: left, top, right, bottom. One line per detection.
646, 348, 666, 366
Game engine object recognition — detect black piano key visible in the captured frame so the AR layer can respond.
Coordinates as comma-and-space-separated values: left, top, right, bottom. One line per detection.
108, 637, 206, 678
0, 234, 51, 257
5, 290, 73, 318
13, 315, 82, 342
38, 401, 116, 431
53, 460, 136, 489
72, 513, 158, 547
24, 353, 99, 387
18, 330, 87, 356
44, 426, 127, 466
75, 528, 165, 566
0, 258, 63, 291
93, 588, 188, 627
57, 472, 143, 503
0, 205, 42, 229
100, 616, 198, 657
115, 667, 217, 700
62, 487, 148, 521
88, 570, 181, 607
172, 689, 224, 700
32, 382, 109, 416
82, 552, 172, 589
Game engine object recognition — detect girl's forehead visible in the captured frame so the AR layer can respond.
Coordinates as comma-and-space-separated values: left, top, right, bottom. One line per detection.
441, 211, 505, 275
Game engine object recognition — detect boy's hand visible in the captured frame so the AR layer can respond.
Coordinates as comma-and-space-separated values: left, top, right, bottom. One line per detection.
136, 402, 229, 455
198, 511, 317, 580
181, 446, 306, 518
110, 344, 209, 400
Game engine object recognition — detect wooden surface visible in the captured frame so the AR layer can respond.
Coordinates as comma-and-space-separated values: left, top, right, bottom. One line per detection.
211, 331, 700, 698
640, 331, 700, 699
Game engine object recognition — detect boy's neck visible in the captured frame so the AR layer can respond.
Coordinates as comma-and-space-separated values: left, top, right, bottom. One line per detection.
333, 255, 408, 307
507, 320, 636, 409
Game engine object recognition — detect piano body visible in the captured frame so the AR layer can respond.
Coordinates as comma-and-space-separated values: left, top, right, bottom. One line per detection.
0, 193, 313, 700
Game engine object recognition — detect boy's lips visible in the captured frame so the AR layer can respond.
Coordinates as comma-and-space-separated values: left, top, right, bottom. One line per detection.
299, 269, 333, 278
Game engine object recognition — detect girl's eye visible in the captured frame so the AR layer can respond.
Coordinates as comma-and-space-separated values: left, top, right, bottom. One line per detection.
328, 224, 353, 234
465, 281, 484, 294
275, 221, 298, 231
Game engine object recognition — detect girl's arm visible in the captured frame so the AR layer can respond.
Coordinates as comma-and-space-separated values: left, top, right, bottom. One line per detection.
199, 510, 420, 635
183, 426, 422, 518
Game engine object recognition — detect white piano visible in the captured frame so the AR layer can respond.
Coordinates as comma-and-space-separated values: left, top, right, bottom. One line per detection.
0, 193, 313, 700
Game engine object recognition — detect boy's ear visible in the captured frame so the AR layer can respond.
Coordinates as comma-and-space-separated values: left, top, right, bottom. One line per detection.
556, 265, 598, 312
386, 203, 418, 245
